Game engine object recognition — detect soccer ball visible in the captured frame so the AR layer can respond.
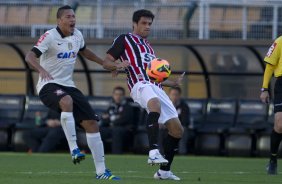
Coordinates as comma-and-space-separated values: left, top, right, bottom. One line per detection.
146, 58, 171, 83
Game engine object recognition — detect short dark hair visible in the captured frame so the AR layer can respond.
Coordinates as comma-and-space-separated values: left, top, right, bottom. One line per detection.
169, 87, 182, 94
113, 86, 125, 95
57, 5, 73, 18
132, 9, 154, 23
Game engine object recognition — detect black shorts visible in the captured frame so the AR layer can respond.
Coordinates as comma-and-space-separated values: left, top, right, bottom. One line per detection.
39, 83, 99, 124
274, 77, 282, 113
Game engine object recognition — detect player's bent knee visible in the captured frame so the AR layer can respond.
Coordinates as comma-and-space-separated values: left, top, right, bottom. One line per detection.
175, 126, 184, 139
166, 118, 184, 138
168, 124, 184, 139
80, 120, 99, 133
274, 113, 282, 133
169, 130, 183, 139
147, 98, 161, 113
59, 95, 73, 110
274, 122, 282, 133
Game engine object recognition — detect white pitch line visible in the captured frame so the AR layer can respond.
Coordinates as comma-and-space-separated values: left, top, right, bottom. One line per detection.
180, 171, 270, 174
15, 170, 270, 175
15, 171, 153, 179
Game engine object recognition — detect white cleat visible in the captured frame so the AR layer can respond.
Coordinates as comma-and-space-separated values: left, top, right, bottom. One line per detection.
154, 170, 181, 181
147, 151, 168, 166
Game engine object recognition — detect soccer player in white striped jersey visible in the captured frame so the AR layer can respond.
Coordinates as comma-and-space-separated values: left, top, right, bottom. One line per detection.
25, 5, 127, 180
103, 9, 184, 180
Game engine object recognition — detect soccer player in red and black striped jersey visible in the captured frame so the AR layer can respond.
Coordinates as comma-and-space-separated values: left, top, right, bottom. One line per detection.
103, 9, 184, 180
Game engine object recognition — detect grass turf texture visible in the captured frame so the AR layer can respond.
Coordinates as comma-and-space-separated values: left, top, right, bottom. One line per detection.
0, 153, 282, 184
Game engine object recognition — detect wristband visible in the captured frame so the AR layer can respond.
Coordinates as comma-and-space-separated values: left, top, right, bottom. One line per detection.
261, 88, 269, 92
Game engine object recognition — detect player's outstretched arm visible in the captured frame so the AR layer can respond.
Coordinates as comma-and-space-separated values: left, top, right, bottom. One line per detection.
162, 72, 185, 87
79, 48, 104, 66
103, 54, 130, 71
25, 51, 53, 81
162, 80, 179, 87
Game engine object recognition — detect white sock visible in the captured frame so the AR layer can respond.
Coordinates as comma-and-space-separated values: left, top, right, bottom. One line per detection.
60, 112, 78, 152
86, 132, 106, 175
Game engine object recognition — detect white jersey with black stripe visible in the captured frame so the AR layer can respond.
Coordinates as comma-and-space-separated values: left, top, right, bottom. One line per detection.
32, 27, 85, 94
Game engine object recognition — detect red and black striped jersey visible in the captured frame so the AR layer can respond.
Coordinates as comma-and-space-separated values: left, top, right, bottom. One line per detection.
107, 33, 162, 91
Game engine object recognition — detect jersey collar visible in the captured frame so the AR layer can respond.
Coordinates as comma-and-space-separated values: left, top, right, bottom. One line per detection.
56, 26, 73, 38
130, 32, 145, 40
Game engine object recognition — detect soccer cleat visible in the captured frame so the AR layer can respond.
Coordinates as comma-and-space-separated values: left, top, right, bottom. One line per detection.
154, 170, 181, 180
147, 151, 168, 166
71, 148, 85, 164
266, 160, 278, 175
96, 169, 121, 180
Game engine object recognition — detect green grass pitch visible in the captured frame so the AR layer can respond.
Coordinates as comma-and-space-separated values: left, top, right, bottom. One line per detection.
0, 152, 282, 184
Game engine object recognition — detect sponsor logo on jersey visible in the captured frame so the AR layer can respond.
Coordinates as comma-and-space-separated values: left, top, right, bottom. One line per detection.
36, 32, 49, 46
141, 53, 155, 63
266, 42, 277, 57
57, 51, 77, 59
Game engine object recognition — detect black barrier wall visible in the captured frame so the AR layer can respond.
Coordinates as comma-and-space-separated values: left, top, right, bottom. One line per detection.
0, 39, 271, 99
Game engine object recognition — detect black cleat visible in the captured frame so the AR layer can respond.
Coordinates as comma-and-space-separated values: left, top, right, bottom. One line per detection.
266, 161, 277, 175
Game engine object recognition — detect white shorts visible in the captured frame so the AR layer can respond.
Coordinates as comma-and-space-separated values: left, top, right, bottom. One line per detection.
130, 81, 178, 124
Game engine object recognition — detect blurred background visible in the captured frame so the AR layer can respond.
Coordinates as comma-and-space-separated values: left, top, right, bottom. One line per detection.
0, 0, 281, 157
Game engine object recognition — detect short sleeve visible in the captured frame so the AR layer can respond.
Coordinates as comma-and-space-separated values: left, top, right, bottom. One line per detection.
78, 30, 86, 51
107, 34, 126, 60
33, 31, 52, 57
264, 36, 282, 66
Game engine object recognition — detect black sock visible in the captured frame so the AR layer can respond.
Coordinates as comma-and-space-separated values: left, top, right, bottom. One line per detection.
160, 134, 180, 171
146, 112, 160, 150
270, 129, 282, 163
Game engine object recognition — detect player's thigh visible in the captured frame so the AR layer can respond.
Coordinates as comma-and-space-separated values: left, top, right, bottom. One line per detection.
274, 78, 282, 113
131, 83, 159, 111
39, 83, 68, 113
67, 87, 99, 124
274, 89, 282, 133
274, 112, 282, 133
153, 87, 178, 124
